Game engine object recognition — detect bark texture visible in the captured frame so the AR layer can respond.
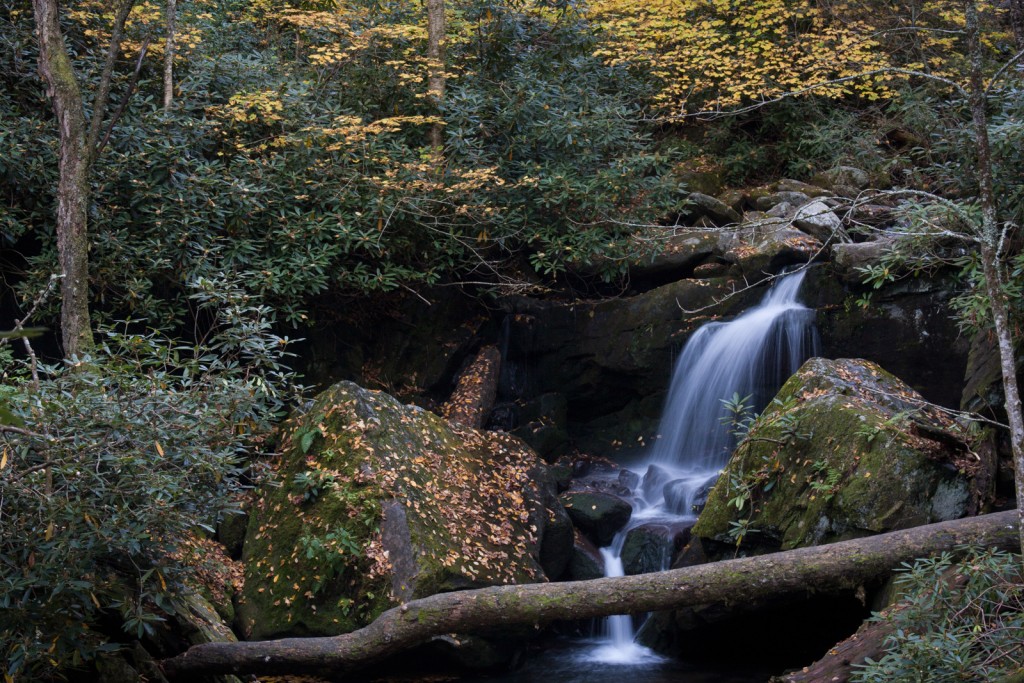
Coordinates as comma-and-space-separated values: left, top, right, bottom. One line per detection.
426, 0, 445, 149
964, 0, 1024, 554
164, 0, 176, 111
32, 0, 95, 357
161, 511, 1019, 678
33, 0, 134, 357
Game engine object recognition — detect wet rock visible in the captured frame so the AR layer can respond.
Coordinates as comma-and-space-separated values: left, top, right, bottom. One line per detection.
693, 358, 974, 553
537, 500, 575, 581
618, 469, 641, 491
807, 267, 969, 408
690, 474, 720, 516
664, 474, 720, 516
238, 382, 544, 640
561, 490, 633, 547
568, 530, 606, 580
641, 464, 674, 504
621, 522, 693, 575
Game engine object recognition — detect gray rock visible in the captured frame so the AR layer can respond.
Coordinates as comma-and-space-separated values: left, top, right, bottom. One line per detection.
538, 500, 575, 580
687, 192, 743, 226
777, 178, 833, 197
814, 166, 871, 191
766, 201, 795, 219
756, 191, 810, 211
641, 464, 673, 504
794, 199, 847, 243
832, 238, 895, 284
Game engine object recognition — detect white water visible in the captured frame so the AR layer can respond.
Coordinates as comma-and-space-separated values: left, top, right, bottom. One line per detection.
583, 271, 819, 665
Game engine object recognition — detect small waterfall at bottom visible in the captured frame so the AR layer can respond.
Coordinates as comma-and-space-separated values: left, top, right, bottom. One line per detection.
583, 529, 666, 664
579, 270, 818, 666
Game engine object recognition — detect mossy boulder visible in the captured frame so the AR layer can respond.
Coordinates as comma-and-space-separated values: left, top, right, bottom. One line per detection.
237, 381, 544, 640
692, 358, 973, 553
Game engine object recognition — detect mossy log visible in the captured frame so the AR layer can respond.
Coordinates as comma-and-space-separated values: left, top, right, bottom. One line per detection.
161, 511, 1019, 678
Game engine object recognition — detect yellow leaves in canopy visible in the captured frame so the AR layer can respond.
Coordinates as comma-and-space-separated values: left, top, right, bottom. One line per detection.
588, 0, 895, 115
215, 90, 286, 125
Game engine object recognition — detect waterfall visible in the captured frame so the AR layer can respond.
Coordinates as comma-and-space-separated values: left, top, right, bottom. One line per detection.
582, 270, 818, 665
649, 271, 819, 471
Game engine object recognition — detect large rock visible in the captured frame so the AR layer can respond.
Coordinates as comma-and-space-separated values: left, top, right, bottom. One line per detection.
237, 382, 544, 640
692, 358, 974, 553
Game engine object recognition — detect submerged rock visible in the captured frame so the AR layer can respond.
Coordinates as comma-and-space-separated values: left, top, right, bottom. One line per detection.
237, 381, 544, 640
693, 358, 974, 552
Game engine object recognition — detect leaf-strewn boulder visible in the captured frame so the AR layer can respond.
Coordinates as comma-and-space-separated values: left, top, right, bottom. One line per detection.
692, 358, 974, 553
236, 381, 544, 640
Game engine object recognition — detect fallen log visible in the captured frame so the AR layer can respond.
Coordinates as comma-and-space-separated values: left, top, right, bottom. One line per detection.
161, 510, 1019, 678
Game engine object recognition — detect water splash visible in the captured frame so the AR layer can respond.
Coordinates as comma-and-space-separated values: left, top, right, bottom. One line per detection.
582, 270, 819, 665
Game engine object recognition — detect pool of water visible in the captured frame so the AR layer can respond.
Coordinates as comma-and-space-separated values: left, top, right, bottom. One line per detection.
369, 638, 774, 683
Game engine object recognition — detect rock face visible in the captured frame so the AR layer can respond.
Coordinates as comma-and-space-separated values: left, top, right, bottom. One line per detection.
237, 381, 547, 640
692, 358, 974, 553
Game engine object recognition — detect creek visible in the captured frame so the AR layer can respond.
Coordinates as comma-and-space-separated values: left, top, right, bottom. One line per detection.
577, 270, 819, 668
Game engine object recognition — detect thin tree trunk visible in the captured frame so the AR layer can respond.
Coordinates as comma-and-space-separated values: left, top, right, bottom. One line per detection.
164, 0, 176, 111
32, 0, 95, 358
31, 0, 135, 358
965, 0, 1024, 554
426, 0, 445, 150
160, 511, 1019, 678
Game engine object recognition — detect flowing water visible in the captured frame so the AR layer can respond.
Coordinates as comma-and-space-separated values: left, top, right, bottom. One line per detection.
581, 270, 820, 665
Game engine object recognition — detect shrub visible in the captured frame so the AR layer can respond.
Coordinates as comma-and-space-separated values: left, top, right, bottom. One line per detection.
0, 276, 299, 680
853, 547, 1024, 682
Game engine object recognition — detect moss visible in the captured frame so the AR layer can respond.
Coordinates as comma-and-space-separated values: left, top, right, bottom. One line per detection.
239, 382, 542, 640
693, 358, 971, 553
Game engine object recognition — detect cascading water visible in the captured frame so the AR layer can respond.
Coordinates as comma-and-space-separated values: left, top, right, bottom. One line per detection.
582, 270, 819, 665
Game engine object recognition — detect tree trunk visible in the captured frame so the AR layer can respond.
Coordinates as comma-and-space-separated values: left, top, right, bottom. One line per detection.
32, 0, 95, 358
160, 511, 1019, 678
964, 0, 1024, 554
774, 616, 894, 683
426, 0, 445, 150
164, 0, 176, 112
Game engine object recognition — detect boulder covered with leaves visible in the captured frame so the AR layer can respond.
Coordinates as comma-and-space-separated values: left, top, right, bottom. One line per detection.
237, 382, 548, 640
692, 358, 976, 554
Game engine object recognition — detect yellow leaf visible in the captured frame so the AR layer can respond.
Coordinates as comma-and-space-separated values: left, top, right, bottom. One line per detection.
45, 522, 54, 541
0, 447, 7, 470
90, 592, 101, 609
157, 571, 167, 591
155, 441, 165, 457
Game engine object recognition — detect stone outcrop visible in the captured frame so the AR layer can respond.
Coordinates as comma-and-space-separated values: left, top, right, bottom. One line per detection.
237, 382, 552, 640
692, 358, 975, 553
